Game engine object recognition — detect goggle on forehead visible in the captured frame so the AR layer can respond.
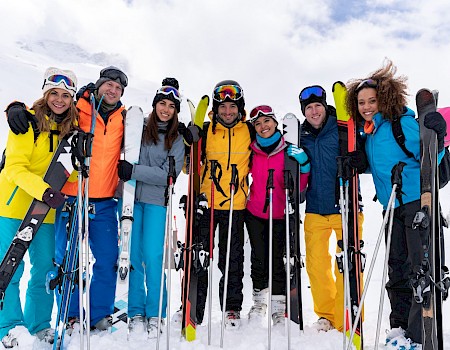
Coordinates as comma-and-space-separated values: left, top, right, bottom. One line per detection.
156, 86, 182, 102
213, 84, 244, 102
45, 74, 77, 93
299, 85, 326, 102
100, 67, 128, 87
250, 105, 275, 122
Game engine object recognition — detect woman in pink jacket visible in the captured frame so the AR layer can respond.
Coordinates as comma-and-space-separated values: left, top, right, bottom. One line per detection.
245, 105, 309, 326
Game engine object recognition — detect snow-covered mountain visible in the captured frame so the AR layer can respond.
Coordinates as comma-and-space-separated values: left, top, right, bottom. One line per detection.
1, 40, 449, 350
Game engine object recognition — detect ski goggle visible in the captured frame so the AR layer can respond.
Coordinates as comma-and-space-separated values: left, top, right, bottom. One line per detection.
99, 67, 128, 87
250, 105, 276, 123
356, 79, 377, 92
44, 74, 77, 93
299, 85, 326, 102
213, 84, 244, 102
156, 86, 182, 102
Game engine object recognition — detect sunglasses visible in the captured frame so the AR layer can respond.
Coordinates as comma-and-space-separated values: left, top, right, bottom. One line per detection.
156, 86, 182, 102
356, 79, 377, 92
100, 67, 128, 87
213, 84, 244, 102
299, 85, 326, 101
250, 105, 275, 122
45, 74, 77, 93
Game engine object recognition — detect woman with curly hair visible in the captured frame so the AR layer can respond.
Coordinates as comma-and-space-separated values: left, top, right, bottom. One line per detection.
0, 67, 78, 347
346, 59, 446, 349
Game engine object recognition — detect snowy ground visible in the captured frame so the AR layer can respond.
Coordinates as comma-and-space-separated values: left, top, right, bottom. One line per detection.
15, 173, 450, 350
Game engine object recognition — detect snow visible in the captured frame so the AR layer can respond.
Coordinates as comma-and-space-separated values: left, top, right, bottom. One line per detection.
0, 42, 449, 350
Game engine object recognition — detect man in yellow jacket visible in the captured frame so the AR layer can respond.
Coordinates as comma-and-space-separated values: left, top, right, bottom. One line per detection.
195, 80, 253, 329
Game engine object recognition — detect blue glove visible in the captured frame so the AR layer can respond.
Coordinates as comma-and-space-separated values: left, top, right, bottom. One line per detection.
287, 145, 310, 173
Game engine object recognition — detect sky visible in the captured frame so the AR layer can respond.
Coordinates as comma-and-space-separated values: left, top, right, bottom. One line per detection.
2, 0, 450, 129
1, 1, 450, 348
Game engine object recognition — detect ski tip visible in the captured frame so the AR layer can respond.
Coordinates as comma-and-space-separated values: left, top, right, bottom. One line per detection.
200, 95, 210, 103
332, 81, 346, 92
127, 105, 143, 113
416, 88, 435, 106
282, 112, 298, 120
182, 324, 196, 341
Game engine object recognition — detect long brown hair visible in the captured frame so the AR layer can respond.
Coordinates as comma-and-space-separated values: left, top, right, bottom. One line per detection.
32, 90, 78, 138
346, 59, 408, 125
142, 108, 179, 150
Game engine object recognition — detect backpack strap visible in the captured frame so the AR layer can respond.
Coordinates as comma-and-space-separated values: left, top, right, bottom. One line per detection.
392, 116, 414, 158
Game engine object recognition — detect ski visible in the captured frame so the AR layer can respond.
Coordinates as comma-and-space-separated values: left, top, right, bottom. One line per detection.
112, 105, 145, 333
181, 95, 209, 341
282, 112, 304, 329
53, 94, 99, 348
0, 133, 75, 306
414, 88, 442, 350
332, 81, 364, 350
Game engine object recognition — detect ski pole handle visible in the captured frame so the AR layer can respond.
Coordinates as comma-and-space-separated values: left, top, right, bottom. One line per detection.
210, 159, 219, 180
336, 156, 344, 179
266, 169, 275, 190
390, 161, 406, 187
283, 169, 294, 191
168, 156, 176, 185
230, 164, 238, 190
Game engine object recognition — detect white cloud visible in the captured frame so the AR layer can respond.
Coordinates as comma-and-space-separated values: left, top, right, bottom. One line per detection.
1, 0, 450, 120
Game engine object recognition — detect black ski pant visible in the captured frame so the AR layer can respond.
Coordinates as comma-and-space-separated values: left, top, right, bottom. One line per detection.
245, 210, 286, 295
384, 200, 425, 344
196, 209, 245, 323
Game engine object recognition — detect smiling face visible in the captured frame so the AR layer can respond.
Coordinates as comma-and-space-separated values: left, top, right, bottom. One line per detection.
217, 102, 240, 125
97, 80, 123, 105
155, 99, 176, 122
253, 115, 277, 138
357, 87, 379, 121
304, 102, 326, 129
46, 88, 72, 115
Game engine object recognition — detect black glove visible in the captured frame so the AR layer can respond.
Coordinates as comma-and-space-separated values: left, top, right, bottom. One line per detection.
5, 102, 37, 135
424, 111, 447, 152
183, 124, 203, 145
347, 150, 368, 174
42, 188, 66, 209
118, 160, 133, 182
76, 83, 96, 101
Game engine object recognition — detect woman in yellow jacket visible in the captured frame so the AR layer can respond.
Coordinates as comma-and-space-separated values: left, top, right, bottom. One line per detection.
0, 67, 78, 347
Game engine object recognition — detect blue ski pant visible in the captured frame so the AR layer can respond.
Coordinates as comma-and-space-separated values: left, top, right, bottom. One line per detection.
128, 202, 167, 319
0, 217, 55, 339
54, 197, 118, 326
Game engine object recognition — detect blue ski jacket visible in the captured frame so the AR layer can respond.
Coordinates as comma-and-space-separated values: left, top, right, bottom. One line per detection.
362, 107, 444, 209
301, 115, 340, 215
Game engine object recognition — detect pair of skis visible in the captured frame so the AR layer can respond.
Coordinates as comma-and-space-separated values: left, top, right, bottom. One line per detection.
52, 93, 99, 349
333, 81, 364, 350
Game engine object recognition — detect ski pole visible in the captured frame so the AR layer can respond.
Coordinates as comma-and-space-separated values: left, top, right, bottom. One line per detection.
77, 151, 85, 350
265, 169, 275, 350
220, 164, 238, 349
83, 129, 95, 350
346, 161, 405, 350
372, 162, 406, 350
336, 156, 352, 350
208, 160, 219, 345
157, 156, 176, 350
283, 170, 293, 350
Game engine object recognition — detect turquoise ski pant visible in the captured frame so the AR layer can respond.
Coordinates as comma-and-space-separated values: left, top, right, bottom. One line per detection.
128, 202, 167, 318
0, 216, 55, 338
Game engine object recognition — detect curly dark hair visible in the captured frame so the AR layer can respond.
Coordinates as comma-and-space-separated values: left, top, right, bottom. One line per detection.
345, 59, 409, 125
